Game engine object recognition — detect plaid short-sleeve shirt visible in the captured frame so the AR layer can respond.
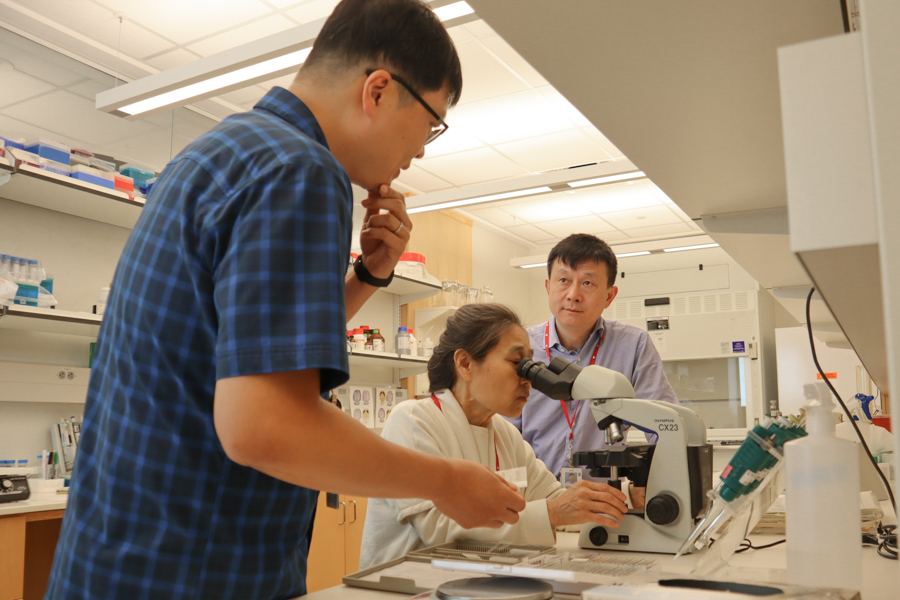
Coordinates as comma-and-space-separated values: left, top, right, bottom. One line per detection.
46, 88, 353, 600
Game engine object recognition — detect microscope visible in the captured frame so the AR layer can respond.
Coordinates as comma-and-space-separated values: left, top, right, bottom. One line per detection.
518, 357, 713, 554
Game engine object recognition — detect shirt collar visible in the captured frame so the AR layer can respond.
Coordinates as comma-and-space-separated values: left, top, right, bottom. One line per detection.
548, 315, 607, 352
253, 87, 329, 150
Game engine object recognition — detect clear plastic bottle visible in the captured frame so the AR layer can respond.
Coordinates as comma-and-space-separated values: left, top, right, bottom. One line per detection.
786, 383, 862, 591
396, 327, 411, 355
408, 328, 418, 357
0, 254, 11, 275
421, 337, 434, 357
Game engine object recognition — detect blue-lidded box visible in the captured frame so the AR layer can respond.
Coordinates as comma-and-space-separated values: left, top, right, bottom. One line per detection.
0, 135, 25, 150
40, 157, 71, 177
24, 138, 71, 166
119, 163, 155, 183
72, 164, 114, 189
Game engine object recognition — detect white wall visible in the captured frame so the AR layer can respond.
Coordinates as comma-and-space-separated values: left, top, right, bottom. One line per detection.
0, 199, 129, 468
472, 224, 549, 327
775, 326, 868, 416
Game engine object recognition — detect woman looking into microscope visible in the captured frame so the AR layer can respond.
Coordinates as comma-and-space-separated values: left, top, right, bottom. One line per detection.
359, 303, 629, 568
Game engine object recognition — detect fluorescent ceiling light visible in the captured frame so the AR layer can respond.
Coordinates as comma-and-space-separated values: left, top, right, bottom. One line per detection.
568, 171, 646, 188
434, 1, 474, 21
518, 262, 547, 269
119, 48, 312, 116
663, 243, 720, 253
615, 251, 651, 258
407, 186, 552, 214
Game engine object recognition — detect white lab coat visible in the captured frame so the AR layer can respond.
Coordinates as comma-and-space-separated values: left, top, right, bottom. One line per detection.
358, 388, 565, 570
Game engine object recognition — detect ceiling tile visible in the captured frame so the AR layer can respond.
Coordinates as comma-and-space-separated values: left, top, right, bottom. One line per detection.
601, 205, 685, 230
594, 230, 631, 243
583, 127, 625, 159
11, 0, 176, 59
619, 222, 694, 239
416, 147, 529, 186
395, 164, 453, 193
465, 206, 523, 228
0, 36, 88, 87
256, 73, 297, 91
2, 89, 158, 147
503, 197, 593, 222
64, 78, 110, 101
144, 48, 202, 71
535, 86, 592, 128
455, 40, 530, 105
647, 182, 676, 204
0, 69, 56, 108
217, 86, 268, 108
0, 112, 82, 149
98, 0, 273, 45
531, 215, 618, 238
263, 0, 305, 8
479, 34, 547, 88
447, 24, 475, 44
494, 129, 608, 172
574, 181, 662, 213
284, 0, 341, 24
463, 20, 496, 38
422, 126, 483, 158
187, 15, 297, 56
449, 89, 578, 145
506, 223, 555, 242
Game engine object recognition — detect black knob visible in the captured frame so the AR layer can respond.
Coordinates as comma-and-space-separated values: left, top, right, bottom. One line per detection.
646, 494, 679, 525
588, 526, 608, 546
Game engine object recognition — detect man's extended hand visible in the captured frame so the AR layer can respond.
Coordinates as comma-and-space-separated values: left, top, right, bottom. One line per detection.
432, 459, 526, 529
358, 184, 412, 280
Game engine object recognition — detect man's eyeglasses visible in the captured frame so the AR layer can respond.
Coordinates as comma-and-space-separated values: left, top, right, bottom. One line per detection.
366, 69, 449, 144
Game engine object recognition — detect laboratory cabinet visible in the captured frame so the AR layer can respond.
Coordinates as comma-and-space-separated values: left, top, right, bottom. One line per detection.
611, 287, 777, 439
306, 493, 368, 593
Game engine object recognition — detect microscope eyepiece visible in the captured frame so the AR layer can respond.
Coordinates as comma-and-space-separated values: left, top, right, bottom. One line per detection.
516, 356, 583, 400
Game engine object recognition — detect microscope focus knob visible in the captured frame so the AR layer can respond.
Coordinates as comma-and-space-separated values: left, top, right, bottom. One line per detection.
646, 494, 679, 525
588, 526, 608, 547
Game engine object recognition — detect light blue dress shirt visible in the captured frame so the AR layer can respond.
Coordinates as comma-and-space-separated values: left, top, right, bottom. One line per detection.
508, 315, 679, 478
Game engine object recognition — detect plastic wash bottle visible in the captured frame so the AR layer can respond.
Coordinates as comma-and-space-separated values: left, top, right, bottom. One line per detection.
785, 382, 861, 592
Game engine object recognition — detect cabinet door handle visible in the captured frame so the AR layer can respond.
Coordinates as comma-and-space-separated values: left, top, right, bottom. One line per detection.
338, 501, 346, 525
349, 500, 357, 523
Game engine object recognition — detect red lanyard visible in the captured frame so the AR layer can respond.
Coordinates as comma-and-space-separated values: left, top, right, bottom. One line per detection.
431, 394, 500, 472
544, 322, 605, 440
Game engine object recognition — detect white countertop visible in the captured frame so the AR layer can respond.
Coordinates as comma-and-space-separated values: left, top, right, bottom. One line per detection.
303, 500, 899, 600
0, 491, 68, 517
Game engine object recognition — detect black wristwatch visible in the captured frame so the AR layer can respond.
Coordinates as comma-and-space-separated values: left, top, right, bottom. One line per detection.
353, 255, 394, 288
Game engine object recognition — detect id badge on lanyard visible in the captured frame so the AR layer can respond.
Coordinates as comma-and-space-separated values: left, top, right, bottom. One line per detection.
545, 322, 604, 468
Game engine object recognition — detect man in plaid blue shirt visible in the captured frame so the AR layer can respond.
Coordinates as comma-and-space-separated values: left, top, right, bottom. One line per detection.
46, 1, 524, 598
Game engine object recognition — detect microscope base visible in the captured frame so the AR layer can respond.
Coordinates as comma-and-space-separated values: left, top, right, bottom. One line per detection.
578, 515, 696, 554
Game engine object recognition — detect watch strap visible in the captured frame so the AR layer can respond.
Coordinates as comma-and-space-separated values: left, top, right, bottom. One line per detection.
353, 255, 394, 288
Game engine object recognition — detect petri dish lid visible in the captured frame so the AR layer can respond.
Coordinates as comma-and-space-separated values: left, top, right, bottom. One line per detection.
434, 577, 553, 600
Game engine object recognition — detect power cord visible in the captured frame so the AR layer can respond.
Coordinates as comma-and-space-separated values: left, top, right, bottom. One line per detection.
876, 524, 897, 560
735, 538, 786, 553
805, 288, 896, 514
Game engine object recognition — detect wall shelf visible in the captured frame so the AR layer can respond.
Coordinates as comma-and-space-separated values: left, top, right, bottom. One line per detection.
0, 305, 101, 338
348, 348, 428, 378
378, 274, 442, 305
0, 159, 143, 229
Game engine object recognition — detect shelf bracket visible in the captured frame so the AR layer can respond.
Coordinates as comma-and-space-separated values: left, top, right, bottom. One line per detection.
0, 304, 7, 321
0, 171, 10, 188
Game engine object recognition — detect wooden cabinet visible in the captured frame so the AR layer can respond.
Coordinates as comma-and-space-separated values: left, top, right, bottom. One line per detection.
0, 509, 65, 600
306, 493, 368, 593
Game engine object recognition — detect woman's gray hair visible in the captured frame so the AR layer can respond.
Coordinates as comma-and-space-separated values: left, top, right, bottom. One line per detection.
427, 303, 523, 393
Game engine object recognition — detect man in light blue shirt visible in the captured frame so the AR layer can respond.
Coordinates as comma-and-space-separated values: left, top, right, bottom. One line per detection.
508, 234, 679, 481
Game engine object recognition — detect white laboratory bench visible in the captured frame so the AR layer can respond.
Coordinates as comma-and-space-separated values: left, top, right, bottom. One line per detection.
301, 500, 898, 600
